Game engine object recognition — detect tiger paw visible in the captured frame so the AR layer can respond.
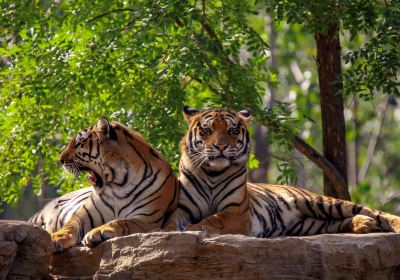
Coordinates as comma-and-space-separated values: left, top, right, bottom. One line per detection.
51, 231, 76, 252
82, 224, 118, 247
159, 221, 179, 232
185, 223, 219, 234
348, 215, 381, 234
185, 223, 207, 232
390, 218, 400, 233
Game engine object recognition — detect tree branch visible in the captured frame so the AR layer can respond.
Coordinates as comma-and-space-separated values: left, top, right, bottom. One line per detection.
292, 135, 350, 200
87, 8, 134, 24
258, 119, 349, 199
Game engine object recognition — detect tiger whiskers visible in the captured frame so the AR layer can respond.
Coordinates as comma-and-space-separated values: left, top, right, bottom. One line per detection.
62, 160, 81, 177
193, 156, 209, 175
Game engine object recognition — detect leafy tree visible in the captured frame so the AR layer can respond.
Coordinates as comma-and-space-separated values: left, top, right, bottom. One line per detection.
1, 0, 399, 212
0, 0, 282, 208
266, 0, 400, 199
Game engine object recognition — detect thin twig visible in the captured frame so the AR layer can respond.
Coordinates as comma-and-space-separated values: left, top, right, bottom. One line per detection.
87, 8, 134, 24
358, 95, 390, 182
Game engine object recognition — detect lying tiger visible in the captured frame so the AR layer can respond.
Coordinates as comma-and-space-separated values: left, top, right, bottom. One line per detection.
29, 118, 179, 250
164, 106, 400, 236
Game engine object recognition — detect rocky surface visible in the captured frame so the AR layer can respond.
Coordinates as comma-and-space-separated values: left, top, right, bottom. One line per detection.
50, 231, 400, 280
1, 220, 400, 279
0, 220, 52, 280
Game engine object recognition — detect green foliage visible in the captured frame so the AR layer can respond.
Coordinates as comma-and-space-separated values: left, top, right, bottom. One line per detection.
343, 1, 400, 100
265, 0, 400, 101
1, 0, 295, 206
1, 0, 400, 214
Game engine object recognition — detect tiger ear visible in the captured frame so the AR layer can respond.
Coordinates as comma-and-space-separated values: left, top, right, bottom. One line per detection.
182, 105, 200, 122
97, 117, 117, 141
238, 109, 253, 124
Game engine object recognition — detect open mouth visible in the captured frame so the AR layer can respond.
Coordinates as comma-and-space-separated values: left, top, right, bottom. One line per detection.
88, 170, 97, 184
86, 169, 103, 187
71, 165, 103, 188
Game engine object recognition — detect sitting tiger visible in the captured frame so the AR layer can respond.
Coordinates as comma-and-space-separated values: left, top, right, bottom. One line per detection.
29, 118, 179, 250
164, 106, 400, 236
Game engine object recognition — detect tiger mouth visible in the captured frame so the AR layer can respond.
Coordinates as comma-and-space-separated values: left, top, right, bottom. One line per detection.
209, 155, 231, 161
86, 169, 103, 188
72, 165, 104, 188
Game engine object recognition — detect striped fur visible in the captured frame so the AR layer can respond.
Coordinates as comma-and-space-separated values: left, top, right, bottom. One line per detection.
29, 118, 179, 250
164, 107, 400, 236
29, 187, 92, 233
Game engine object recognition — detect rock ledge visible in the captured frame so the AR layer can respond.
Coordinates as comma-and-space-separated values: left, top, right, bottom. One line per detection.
50, 231, 400, 280
0, 220, 52, 279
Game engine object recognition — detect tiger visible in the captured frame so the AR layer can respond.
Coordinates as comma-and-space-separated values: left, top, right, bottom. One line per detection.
164, 106, 400, 237
29, 117, 179, 250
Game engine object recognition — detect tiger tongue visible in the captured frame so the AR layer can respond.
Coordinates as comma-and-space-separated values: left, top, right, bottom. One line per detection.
87, 170, 97, 184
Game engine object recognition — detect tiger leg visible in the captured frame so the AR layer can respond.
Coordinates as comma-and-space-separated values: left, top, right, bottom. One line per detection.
82, 218, 156, 247
51, 194, 110, 251
186, 210, 251, 235
51, 212, 85, 251
161, 208, 192, 232
185, 196, 251, 236
285, 215, 381, 236
291, 187, 400, 233
337, 200, 400, 233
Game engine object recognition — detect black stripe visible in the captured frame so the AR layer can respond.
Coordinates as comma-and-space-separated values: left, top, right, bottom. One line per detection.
212, 167, 246, 203
58, 194, 90, 227
125, 195, 161, 217
135, 171, 173, 205
352, 204, 363, 214
219, 202, 241, 211
123, 128, 133, 139
118, 169, 161, 215
335, 201, 345, 219
99, 193, 116, 216
181, 168, 210, 202
285, 220, 303, 236
180, 184, 203, 220
150, 148, 160, 159
286, 188, 318, 218
112, 170, 128, 187
216, 182, 245, 208
317, 197, 331, 219
177, 203, 197, 224
90, 195, 105, 225
262, 192, 285, 234
109, 126, 118, 141
315, 220, 327, 234
75, 154, 90, 163
303, 219, 316, 235
376, 214, 382, 227
251, 205, 268, 237
162, 179, 180, 226
83, 205, 95, 229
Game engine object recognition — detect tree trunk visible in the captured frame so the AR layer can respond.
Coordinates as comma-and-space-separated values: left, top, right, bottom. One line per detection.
315, 24, 350, 200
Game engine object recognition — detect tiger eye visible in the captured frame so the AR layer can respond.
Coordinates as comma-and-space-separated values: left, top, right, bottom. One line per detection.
228, 127, 240, 135
199, 127, 212, 136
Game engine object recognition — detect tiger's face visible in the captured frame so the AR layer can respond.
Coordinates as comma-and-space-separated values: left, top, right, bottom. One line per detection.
182, 106, 252, 170
59, 118, 133, 189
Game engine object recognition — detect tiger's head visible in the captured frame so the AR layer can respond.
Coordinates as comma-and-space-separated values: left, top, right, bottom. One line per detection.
181, 106, 253, 171
59, 117, 153, 190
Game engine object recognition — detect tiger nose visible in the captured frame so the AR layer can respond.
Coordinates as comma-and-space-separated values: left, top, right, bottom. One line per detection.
59, 152, 67, 165
59, 157, 65, 165
214, 143, 228, 151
